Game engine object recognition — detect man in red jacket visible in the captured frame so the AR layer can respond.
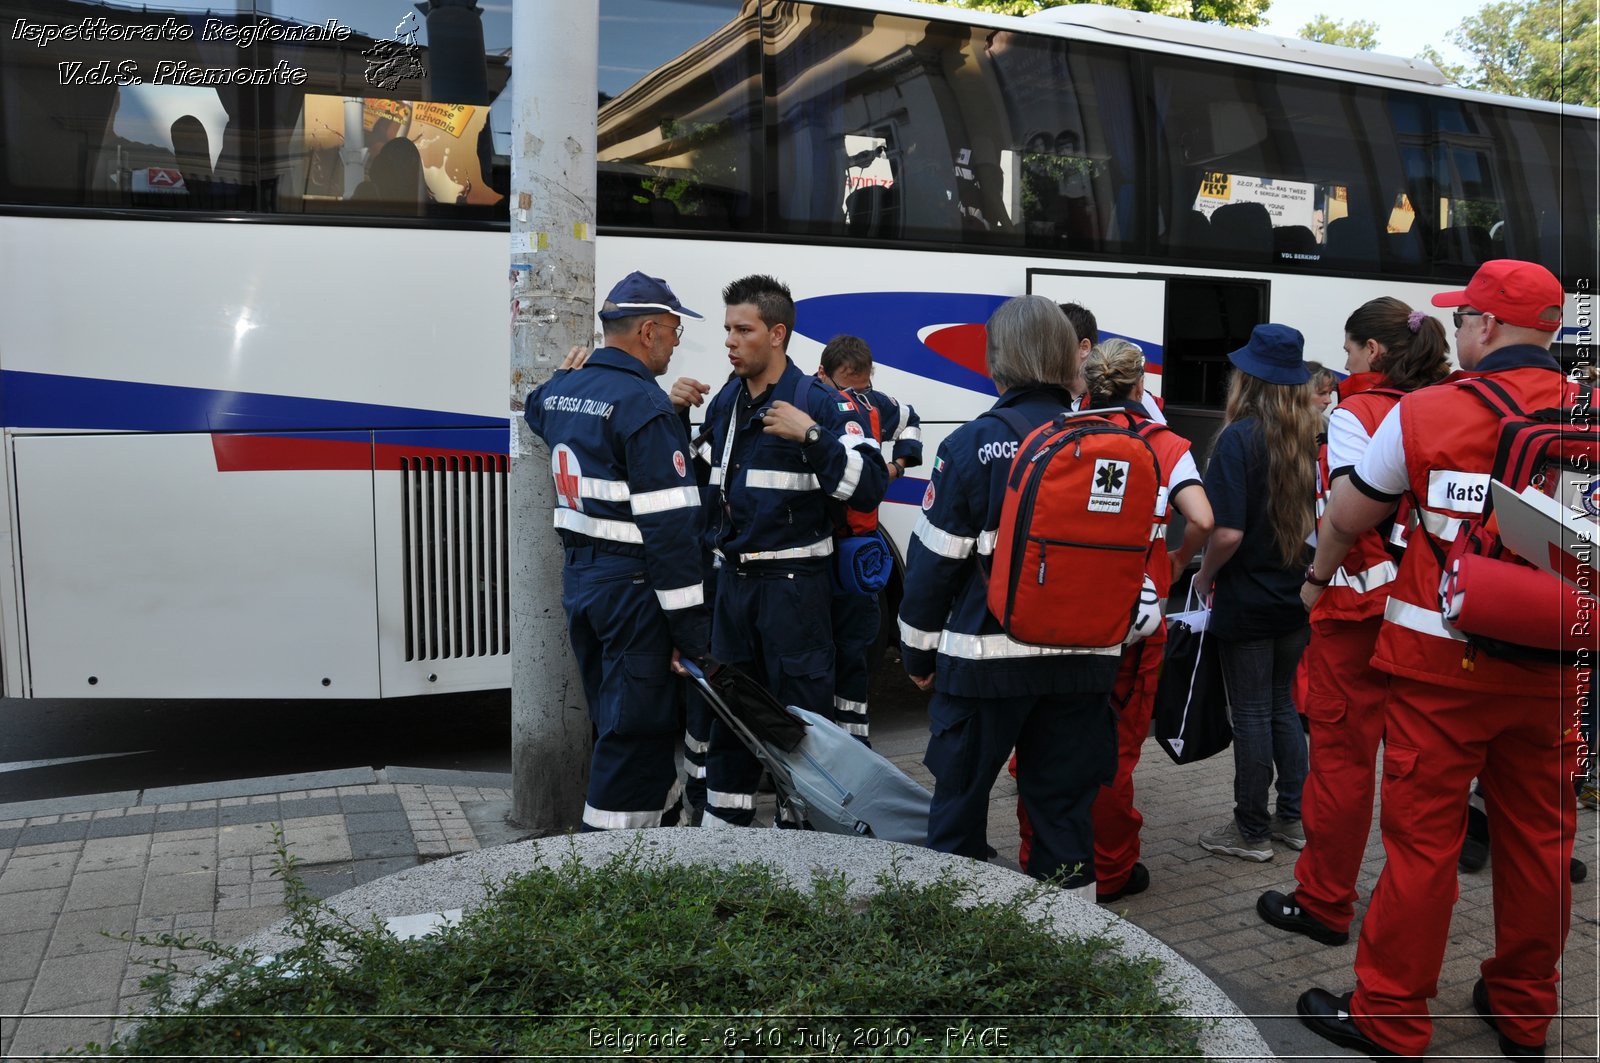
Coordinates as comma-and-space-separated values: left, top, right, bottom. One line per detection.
1296, 260, 1581, 1059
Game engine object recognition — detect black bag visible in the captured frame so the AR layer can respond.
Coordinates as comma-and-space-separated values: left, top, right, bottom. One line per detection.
1152, 596, 1232, 765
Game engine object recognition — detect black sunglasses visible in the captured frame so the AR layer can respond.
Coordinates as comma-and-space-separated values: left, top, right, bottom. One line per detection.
1452, 310, 1486, 328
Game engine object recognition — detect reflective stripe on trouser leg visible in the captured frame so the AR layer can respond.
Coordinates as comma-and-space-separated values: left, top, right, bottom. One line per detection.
708, 563, 836, 827
831, 586, 880, 742
1091, 637, 1161, 893
563, 555, 683, 833
1350, 675, 1575, 1056
1293, 616, 1386, 934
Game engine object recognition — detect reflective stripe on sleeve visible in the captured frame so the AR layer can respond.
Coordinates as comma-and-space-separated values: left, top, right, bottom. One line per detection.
683, 733, 710, 755
833, 696, 868, 716
895, 423, 921, 441
738, 538, 833, 563
631, 485, 700, 515
579, 477, 632, 502
830, 439, 864, 501
746, 468, 821, 491
899, 619, 942, 651
1333, 560, 1398, 594
914, 515, 975, 559
553, 507, 643, 544
975, 529, 997, 555
655, 583, 705, 610
1384, 597, 1467, 642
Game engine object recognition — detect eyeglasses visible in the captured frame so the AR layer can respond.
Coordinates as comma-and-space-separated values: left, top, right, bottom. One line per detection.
1452, 310, 1486, 329
647, 320, 685, 340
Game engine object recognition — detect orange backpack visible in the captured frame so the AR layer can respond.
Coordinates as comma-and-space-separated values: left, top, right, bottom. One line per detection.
986, 408, 1161, 647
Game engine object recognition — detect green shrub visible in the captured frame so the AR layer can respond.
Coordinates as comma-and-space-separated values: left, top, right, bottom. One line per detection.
88, 833, 1203, 1059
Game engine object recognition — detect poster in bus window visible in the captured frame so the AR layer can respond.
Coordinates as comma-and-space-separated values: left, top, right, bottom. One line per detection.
1192, 172, 1317, 231
299, 94, 504, 209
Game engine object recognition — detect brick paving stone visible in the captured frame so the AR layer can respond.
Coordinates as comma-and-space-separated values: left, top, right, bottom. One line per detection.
78, 835, 151, 873
138, 873, 216, 917
344, 809, 410, 835
27, 948, 126, 1010
0, 850, 80, 893
152, 808, 218, 832
278, 795, 342, 819
45, 905, 139, 958
16, 819, 90, 846
0, 887, 68, 934
85, 817, 156, 840
0, 826, 22, 849
0, 930, 51, 982
348, 830, 417, 860
340, 793, 403, 814
217, 821, 279, 858
5, 1006, 115, 1060
353, 856, 419, 884
62, 867, 147, 913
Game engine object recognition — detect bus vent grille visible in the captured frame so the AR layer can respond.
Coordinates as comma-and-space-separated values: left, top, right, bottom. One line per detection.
399, 455, 511, 661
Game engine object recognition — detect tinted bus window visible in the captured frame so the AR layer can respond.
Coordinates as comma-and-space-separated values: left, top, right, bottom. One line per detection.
768, 2, 1142, 253
1152, 56, 1408, 275
0, 0, 512, 220
596, 0, 761, 232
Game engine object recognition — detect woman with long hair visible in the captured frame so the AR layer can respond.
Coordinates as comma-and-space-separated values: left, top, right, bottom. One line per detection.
1193, 324, 1320, 862
1257, 297, 1450, 943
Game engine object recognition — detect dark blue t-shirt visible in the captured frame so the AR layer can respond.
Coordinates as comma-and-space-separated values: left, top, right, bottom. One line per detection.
1203, 417, 1310, 641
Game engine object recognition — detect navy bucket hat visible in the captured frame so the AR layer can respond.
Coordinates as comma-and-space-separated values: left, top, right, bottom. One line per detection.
1226, 323, 1309, 386
598, 271, 703, 321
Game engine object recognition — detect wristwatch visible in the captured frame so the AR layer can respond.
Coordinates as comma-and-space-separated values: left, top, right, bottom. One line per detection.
1303, 563, 1332, 587
803, 424, 823, 447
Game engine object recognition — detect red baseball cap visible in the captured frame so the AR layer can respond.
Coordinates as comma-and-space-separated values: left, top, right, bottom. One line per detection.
1431, 259, 1564, 331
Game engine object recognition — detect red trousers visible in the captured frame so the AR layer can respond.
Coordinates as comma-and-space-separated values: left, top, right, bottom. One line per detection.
1014, 636, 1161, 893
1293, 617, 1387, 933
1350, 674, 1579, 1056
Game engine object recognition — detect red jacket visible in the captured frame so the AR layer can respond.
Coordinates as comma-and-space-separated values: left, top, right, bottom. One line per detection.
1368, 358, 1573, 695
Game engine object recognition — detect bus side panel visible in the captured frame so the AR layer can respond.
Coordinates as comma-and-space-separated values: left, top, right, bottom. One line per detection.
374, 431, 512, 696
13, 433, 380, 699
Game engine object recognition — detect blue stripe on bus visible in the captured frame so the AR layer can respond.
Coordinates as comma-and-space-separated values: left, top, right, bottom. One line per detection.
0, 370, 506, 434
796, 292, 1008, 396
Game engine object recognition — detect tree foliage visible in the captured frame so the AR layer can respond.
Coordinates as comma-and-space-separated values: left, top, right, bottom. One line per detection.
1446, 0, 1597, 106
1297, 14, 1380, 51
916, 0, 1271, 29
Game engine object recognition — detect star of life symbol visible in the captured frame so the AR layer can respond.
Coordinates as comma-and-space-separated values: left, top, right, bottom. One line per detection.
552, 444, 583, 511
363, 11, 424, 90
1088, 458, 1129, 513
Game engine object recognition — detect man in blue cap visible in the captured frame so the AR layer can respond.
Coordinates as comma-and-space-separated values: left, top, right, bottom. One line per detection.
524, 270, 710, 831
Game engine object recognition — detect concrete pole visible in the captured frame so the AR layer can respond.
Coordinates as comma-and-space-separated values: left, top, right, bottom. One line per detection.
508, 0, 596, 831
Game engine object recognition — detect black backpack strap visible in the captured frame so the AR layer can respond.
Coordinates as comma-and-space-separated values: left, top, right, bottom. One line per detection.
979, 406, 1039, 441
1453, 374, 1524, 419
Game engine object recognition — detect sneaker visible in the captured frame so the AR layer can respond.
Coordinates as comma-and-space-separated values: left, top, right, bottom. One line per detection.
1199, 819, 1274, 862
1270, 815, 1307, 850
1257, 889, 1350, 945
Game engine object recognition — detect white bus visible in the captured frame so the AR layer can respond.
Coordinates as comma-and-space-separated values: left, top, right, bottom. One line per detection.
1, 0, 1593, 699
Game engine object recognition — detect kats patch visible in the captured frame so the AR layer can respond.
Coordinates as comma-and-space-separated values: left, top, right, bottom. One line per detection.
921, 481, 936, 511
836, 400, 856, 412
845, 421, 864, 436
933, 455, 945, 473
672, 450, 687, 478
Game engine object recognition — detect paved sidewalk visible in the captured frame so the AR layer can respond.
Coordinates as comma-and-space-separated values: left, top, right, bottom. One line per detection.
0, 702, 1595, 1059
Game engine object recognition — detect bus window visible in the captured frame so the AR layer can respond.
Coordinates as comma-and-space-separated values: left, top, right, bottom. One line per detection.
1152, 55, 1401, 274
262, 1, 511, 220
0, 0, 252, 210
595, 0, 760, 233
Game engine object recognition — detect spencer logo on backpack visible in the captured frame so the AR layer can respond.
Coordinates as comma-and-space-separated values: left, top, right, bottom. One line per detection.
1430, 376, 1597, 663
984, 407, 1161, 647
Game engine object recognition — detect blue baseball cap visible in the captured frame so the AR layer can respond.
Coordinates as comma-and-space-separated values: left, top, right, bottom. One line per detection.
1226, 323, 1309, 386
598, 271, 702, 321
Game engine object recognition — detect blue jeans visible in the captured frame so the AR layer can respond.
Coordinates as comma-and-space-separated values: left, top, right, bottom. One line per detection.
1218, 628, 1310, 839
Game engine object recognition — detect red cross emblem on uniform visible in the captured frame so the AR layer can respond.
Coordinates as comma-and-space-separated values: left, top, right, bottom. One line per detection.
552, 444, 583, 511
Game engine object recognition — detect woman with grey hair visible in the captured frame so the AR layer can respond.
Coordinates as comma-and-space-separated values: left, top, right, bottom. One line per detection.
898, 294, 1120, 897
